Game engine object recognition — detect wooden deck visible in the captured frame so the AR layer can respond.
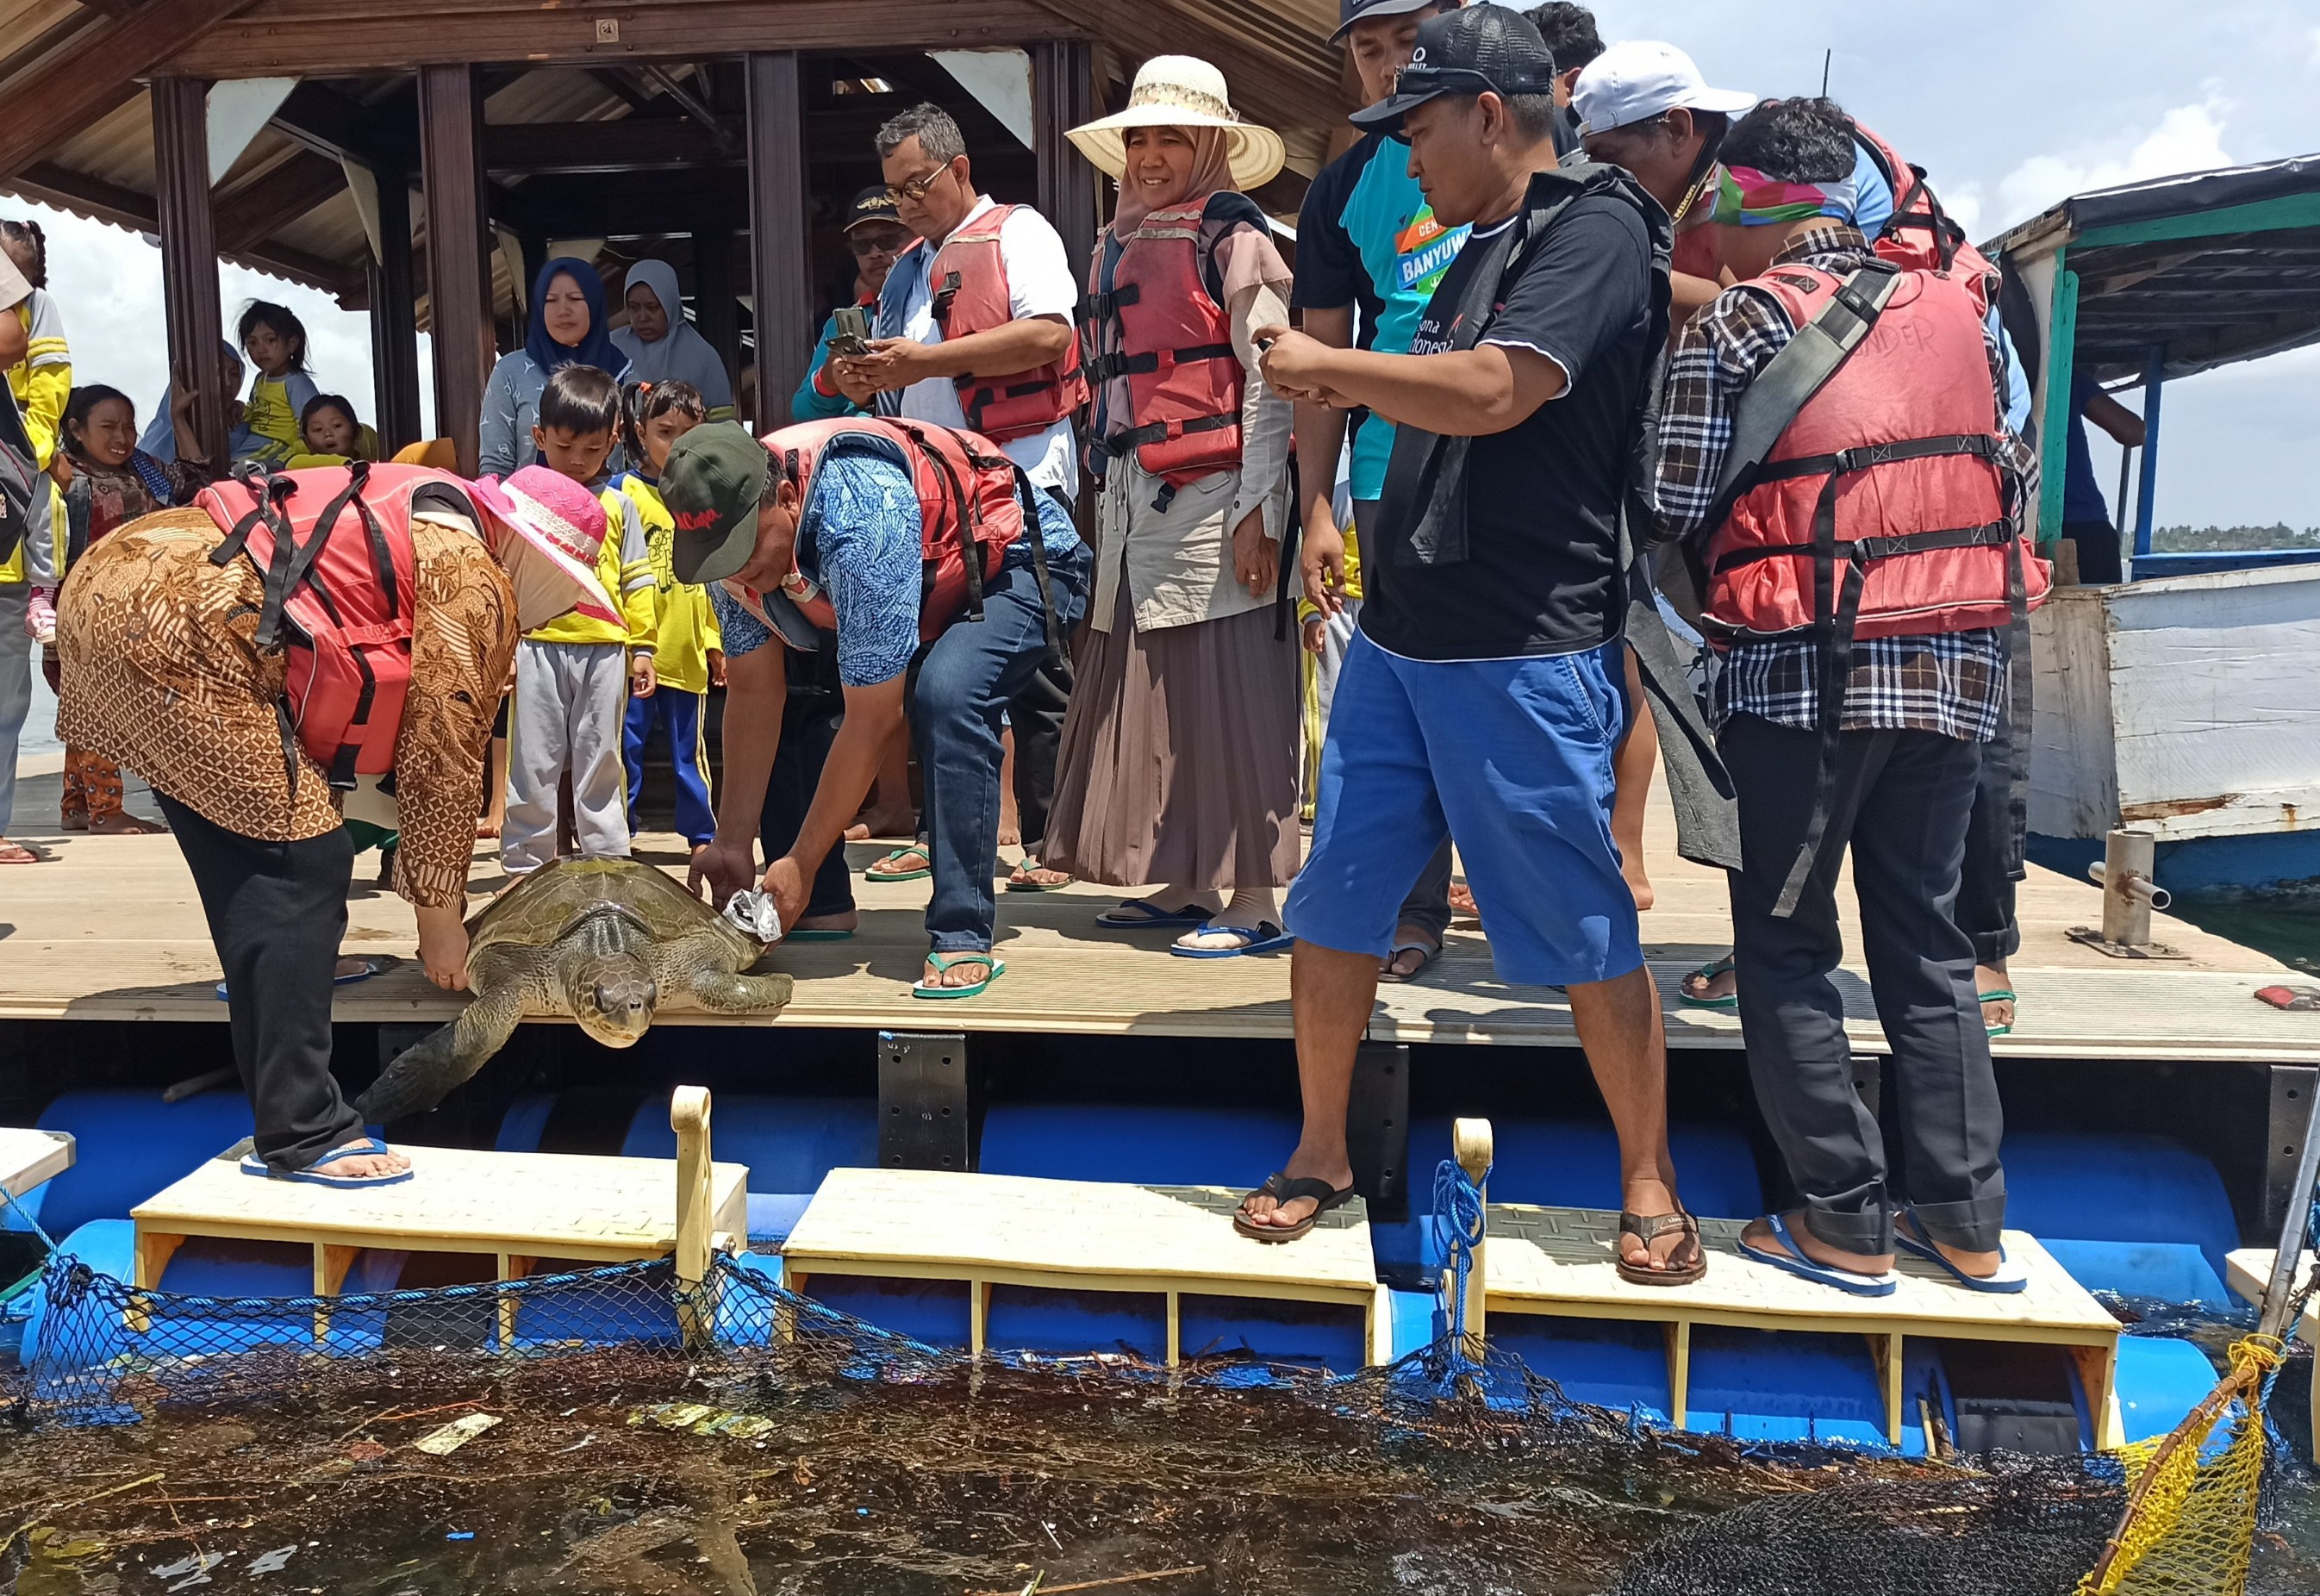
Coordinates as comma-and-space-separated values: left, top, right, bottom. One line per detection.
3, 755, 2313, 1061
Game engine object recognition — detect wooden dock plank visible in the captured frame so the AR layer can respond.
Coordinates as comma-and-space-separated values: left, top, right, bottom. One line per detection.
0, 1126, 75, 1199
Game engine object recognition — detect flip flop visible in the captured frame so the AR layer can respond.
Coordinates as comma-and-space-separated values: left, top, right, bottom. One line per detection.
1233, 1172, 1356, 1243
1679, 953, 1737, 1009
1616, 1210, 1707, 1287
1736, 1213, 1896, 1297
1095, 899, 1213, 929
783, 928, 856, 943
1378, 937, 1441, 984
217, 958, 381, 1002
240, 1135, 414, 1189
1004, 857, 1076, 893
0, 840, 43, 864
1170, 921, 1294, 959
913, 951, 1004, 1000
1979, 988, 2017, 1038
865, 845, 932, 883
1894, 1209, 2027, 1293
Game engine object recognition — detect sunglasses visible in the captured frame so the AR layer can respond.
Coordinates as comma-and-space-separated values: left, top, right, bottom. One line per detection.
882, 163, 957, 205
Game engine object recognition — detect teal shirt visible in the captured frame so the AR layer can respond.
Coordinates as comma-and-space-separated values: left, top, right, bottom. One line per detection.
1291, 132, 1471, 502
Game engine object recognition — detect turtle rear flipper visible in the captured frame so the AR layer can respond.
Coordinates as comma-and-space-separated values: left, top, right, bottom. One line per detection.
354, 982, 527, 1122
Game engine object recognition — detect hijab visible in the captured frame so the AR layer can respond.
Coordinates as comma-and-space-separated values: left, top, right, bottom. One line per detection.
608, 259, 734, 410
524, 257, 628, 379
1108, 127, 1238, 238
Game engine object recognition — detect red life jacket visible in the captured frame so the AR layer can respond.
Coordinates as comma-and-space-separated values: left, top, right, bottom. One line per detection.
1706, 262, 2048, 642
200, 460, 436, 790
1082, 194, 1249, 488
722, 417, 1040, 645
1851, 122, 1996, 282
911, 204, 1089, 442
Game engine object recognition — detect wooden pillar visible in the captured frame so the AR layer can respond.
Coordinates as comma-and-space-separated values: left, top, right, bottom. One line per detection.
517, 231, 548, 340
744, 52, 812, 429
418, 64, 492, 476
1032, 41, 1101, 271
692, 228, 740, 421
368, 171, 423, 452
150, 78, 228, 469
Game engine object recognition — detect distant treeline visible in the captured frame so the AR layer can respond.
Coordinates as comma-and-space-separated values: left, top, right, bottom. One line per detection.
2153, 524, 2320, 552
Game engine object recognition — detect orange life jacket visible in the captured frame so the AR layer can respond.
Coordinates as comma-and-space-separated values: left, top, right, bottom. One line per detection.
722, 416, 1043, 645
1705, 262, 2048, 643
1082, 193, 1253, 489
909, 204, 1089, 442
200, 460, 440, 790
1851, 122, 1995, 282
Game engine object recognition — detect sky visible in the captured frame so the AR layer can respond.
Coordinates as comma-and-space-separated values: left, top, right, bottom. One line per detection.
5, 0, 2317, 529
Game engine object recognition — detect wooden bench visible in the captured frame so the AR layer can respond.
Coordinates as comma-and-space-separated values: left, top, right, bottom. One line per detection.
781, 1166, 1392, 1365
129, 1088, 746, 1343
1444, 1121, 2122, 1447
2224, 1247, 2319, 1455
0, 1126, 75, 1202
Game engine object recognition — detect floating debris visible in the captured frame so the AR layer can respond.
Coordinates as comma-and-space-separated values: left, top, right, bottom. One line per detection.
411, 1412, 502, 1455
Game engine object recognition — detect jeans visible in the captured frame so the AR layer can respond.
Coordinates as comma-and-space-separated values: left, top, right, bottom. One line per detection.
0, 584, 28, 836
914, 539, 1089, 953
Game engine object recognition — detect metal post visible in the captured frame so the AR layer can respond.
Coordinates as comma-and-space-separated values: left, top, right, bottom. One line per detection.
2133, 345, 2164, 564
1346, 1041, 1411, 1219
744, 52, 813, 428
418, 64, 491, 476
150, 78, 228, 470
2258, 1069, 2320, 1340
2095, 828, 2160, 947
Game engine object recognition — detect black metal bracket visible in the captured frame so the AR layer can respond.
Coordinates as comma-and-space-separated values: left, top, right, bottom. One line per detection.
1346, 1041, 1412, 1220
878, 1031, 973, 1173
2265, 1065, 2318, 1234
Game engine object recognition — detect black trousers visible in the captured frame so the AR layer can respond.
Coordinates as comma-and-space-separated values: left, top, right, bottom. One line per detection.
1720, 714, 2007, 1255
2061, 518, 2124, 585
1007, 645, 1072, 857
1956, 726, 2022, 969
760, 640, 858, 922
156, 792, 364, 1172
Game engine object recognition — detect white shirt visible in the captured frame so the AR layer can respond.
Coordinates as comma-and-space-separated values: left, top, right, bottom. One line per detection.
881, 194, 1081, 497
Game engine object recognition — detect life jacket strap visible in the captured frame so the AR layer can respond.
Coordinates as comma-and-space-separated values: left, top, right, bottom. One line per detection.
1754, 431, 1999, 483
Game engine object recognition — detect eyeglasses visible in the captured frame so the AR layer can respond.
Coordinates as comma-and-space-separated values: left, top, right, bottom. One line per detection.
882, 164, 954, 205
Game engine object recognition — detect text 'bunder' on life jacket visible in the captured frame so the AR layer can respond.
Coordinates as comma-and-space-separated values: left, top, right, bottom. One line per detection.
1079, 191, 1262, 503
199, 460, 451, 795
1700, 257, 2050, 915
914, 204, 1090, 444
719, 415, 1056, 650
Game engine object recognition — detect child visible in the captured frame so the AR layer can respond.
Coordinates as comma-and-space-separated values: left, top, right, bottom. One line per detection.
48, 384, 209, 834
290, 392, 378, 466
3, 219, 67, 643
233, 300, 319, 466
609, 381, 720, 852
496, 365, 656, 877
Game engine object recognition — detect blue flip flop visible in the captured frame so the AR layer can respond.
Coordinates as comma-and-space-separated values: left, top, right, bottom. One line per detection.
1894, 1209, 2028, 1293
217, 958, 381, 1002
1736, 1213, 1897, 1297
240, 1135, 414, 1188
1095, 899, 1213, 929
1169, 921, 1294, 959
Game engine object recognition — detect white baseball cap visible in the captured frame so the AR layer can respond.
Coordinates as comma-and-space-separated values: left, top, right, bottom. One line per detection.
1571, 41, 1756, 139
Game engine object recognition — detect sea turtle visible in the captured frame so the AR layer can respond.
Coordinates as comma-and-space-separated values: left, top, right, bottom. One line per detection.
355, 858, 793, 1121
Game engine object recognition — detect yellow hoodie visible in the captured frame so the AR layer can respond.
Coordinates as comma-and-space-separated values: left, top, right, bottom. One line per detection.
524, 483, 657, 650
614, 473, 721, 695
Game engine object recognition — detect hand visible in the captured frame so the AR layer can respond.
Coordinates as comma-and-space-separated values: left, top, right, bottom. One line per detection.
630, 652, 657, 698
1300, 616, 1326, 657
1301, 514, 1348, 617
760, 854, 809, 937
41, 645, 60, 693
414, 907, 471, 992
47, 452, 72, 488
828, 357, 882, 408
689, 834, 758, 904
707, 648, 727, 689
1231, 507, 1276, 600
1257, 326, 1350, 408
841, 337, 932, 396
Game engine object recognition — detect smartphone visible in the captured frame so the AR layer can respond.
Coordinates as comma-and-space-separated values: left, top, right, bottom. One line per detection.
829, 304, 872, 360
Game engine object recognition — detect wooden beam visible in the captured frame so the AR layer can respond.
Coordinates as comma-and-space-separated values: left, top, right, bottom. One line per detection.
1032, 41, 1101, 274
419, 65, 491, 475
271, 80, 421, 173
484, 117, 733, 176
215, 151, 346, 253
1026, 0, 1347, 132
0, 0, 258, 182
152, 79, 230, 469
745, 53, 813, 431
692, 228, 741, 415
369, 171, 423, 452
173, 0, 1086, 78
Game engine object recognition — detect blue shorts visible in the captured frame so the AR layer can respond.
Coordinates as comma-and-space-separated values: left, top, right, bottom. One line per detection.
1284, 633, 1642, 988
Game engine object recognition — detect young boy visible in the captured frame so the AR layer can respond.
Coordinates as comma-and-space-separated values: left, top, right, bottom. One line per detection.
499, 365, 656, 876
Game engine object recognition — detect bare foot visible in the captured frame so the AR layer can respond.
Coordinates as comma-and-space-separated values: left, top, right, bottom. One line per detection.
1237, 1149, 1354, 1233
1742, 1212, 1894, 1278
850, 806, 917, 842
1618, 1175, 1703, 1275
0, 838, 41, 863
1895, 1212, 2005, 1280
1974, 961, 2014, 1032
1379, 925, 1441, 982
476, 818, 502, 841
866, 843, 932, 881
1007, 859, 1071, 888
308, 1144, 412, 1181
920, 951, 997, 990
996, 821, 1022, 849
89, 810, 170, 835
1681, 953, 1737, 1004
1447, 882, 1479, 919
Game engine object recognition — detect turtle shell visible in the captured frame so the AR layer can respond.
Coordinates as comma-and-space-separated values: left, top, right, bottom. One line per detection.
467, 857, 756, 963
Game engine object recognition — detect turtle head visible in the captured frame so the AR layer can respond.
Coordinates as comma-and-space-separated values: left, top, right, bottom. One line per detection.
568, 951, 658, 1049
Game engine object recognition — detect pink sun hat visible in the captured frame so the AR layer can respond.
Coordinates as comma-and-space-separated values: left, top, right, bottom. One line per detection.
470, 464, 621, 633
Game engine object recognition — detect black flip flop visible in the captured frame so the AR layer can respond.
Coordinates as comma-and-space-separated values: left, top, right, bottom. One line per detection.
1233, 1172, 1356, 1244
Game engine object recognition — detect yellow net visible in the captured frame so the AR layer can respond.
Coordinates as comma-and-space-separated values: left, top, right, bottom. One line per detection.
2076, 1335, 2286, 1596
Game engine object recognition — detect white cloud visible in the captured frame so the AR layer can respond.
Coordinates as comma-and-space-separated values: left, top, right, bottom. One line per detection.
1940, 180, 1984, 242
1993, 102, 2234, 234
2309, 24, 2320, 67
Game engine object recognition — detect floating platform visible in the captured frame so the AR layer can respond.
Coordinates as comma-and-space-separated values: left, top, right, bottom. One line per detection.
0, 1126, 75, 1200
3, 767, 2312, 1063
781, 1166, 1390, 1364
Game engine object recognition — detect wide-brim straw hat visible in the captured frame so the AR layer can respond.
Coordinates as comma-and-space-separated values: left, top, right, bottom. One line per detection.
1066, 56, 1286, 193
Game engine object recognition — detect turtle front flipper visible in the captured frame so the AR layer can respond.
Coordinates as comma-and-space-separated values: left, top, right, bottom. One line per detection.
683, 966, 795, 1015
354, 980, 527, 1123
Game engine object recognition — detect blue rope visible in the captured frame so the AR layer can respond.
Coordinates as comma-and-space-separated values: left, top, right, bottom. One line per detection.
1428, 1156, 1490, 1381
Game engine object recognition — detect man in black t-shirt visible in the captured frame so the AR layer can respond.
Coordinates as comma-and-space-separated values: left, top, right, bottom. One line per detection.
1237, 4, 1699, 1287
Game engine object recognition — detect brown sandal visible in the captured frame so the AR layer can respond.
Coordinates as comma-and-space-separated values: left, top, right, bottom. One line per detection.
1616, 1210, 1706, 1287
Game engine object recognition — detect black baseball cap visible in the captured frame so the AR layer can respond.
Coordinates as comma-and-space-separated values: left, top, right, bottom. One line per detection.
843, 184, 901, 232
1349, 3, 1559, 131
1331, 0, 1454, 44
